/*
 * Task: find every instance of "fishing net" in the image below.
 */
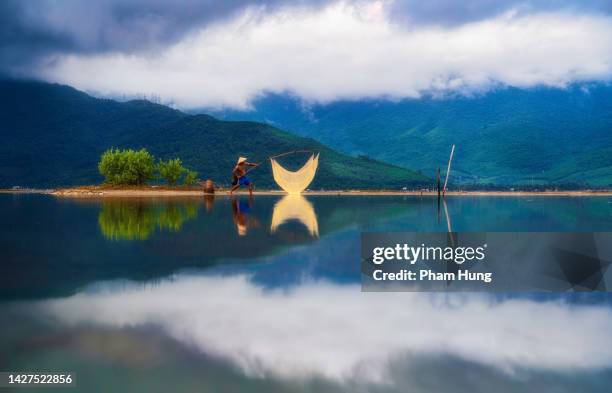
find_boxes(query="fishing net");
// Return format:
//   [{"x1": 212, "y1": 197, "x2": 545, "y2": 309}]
[{"x1": 270, "y1": 153, "x2": 319, "y2": 194}]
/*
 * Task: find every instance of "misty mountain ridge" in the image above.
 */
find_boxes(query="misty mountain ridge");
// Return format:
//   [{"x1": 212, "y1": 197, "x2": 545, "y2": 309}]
[{"x1": 209, "y1": 83, "x2": 612, "y2": 186}]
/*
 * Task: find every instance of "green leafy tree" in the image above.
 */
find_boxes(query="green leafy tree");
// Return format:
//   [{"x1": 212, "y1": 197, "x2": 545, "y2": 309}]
[
  {"x1": 157, "y1": 158, "x2": 186, "y2": 186},
  {"x1": 98, "y1": 148, "x2": 155, "y2": 185},
  {"x1": 183, "y1": 170, "x2": 199, "y2": 186}
]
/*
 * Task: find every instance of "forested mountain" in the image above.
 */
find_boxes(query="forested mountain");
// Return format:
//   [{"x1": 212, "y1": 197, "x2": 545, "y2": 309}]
[
  {"x1": 0, "y1": 80, "x2": 428, "y2": 189},
  {"x1": 212, "y1": 85, "x2": 612, "y2": 186}
]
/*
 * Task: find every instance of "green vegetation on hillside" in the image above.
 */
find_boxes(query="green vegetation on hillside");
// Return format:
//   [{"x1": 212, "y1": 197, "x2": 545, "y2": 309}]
[
  {"x1": 213, "y1": 86, "x2": 612, "y2": 187},
  {"x1": 137, "y1": 115, "x2": 429, "y2": 189},
  {"x1": 0, "y1": 80, "x2": 429, "y2": 189}
]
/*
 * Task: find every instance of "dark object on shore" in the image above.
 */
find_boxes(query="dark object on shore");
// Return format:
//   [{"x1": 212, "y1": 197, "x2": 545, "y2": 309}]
[{"x1": 203, "y1": 179, "x2": 215, "y2": 194}]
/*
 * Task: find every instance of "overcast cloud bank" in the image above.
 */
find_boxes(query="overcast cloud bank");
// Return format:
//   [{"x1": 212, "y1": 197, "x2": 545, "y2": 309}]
[{"x1": 3, "y1": 0, "x2": 612, "y2": 108}]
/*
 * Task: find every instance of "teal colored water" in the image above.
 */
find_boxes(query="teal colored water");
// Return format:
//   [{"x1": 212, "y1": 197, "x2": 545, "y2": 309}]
[{"x1": 1, "y1": 194, "x2": 612, "y2": 392}]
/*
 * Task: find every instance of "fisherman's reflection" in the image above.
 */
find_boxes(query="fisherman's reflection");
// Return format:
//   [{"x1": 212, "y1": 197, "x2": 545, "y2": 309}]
[{"x1": 231, "y1": 196, "x2": 259, "y2": 236}]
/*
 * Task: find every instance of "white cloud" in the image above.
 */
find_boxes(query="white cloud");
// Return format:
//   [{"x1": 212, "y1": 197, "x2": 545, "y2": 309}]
[
  {"x1": 34, "y1": 1, "x2": 612, "y2": 109},
  {"x1": 34, "y1": 274, "x2": 612, "y2": 383}
]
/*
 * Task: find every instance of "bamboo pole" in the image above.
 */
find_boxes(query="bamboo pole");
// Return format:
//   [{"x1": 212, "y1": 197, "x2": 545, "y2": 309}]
[
  {"x1": 443, "y1": 144, "x2": 455, "y2": 196},
  {"x1": 436, "y1": 167, "x2": 441, "y2": 223}
]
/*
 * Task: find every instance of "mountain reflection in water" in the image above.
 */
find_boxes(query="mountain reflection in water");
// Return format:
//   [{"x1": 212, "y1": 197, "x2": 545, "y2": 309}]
[
  {"x1": 3, "y1": 194, "x2": 412, "y2": 299},
  {"x1": 2, "y1": 194, "x2": 611, "y2": 301},
  {"x1": 1, "y1": 194, "x2": 612, "y2": 392}
]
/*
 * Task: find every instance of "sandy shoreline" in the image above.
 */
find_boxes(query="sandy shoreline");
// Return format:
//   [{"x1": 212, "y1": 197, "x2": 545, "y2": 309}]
[{"x1": 2, "y1": 187, "x2": 609, "y2": 198}]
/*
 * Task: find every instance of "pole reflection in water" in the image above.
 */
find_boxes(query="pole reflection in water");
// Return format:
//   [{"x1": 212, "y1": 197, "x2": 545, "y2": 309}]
[
  {"x1": 443, "y1": 198, "x2": 456, "y2": 246},
  {"x1": 270, "y1": 194, "x2": 319, "y2": 237}
]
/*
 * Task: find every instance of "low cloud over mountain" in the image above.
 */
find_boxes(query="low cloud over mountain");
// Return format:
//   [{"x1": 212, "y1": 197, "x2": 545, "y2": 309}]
[{"x1": 2, "y1": 0, "x2": 611, "y2": 108}]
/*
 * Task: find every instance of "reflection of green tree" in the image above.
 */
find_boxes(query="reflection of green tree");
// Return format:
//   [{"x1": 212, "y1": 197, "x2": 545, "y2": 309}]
[
  {"x1": 98, "y1": 200, "x2": 200, "y2": 240},
  {"x1": 98, "y1": 202, "x2": 156, "y2": 240},
  {"x1": 157, "y1": 202, "x2": 199, "y2": 232}
]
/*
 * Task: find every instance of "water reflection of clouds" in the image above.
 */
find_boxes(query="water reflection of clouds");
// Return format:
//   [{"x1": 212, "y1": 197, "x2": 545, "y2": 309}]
[{"x1": 35, "y1": 274, "x2": 612, "y2": 383}]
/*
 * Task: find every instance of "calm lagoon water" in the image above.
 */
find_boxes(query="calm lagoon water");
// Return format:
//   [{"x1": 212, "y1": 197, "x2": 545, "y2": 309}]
[{"x1": 1, "y1": 193, "x2": 612, "y2": 392}]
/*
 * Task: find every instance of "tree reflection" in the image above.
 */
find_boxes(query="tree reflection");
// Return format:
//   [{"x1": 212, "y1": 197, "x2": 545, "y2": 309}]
[
  {"x1": 157, "y1": 202, "x2": 199, "y2": 232},
  {"x1": 98, "y1": 199, "x2": 200, "y2": 240}
]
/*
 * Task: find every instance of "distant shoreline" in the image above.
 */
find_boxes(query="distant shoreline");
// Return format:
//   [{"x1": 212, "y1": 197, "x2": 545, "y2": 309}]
[{"x1": 2, "y1": 186, "x2": 611, "y2": 198}]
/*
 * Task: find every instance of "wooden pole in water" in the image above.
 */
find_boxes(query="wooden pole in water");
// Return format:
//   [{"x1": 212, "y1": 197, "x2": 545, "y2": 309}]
[
  {"x1": 443, "y1": 144, "x2": 455, "y2": 197},
  {"x1": 436, "y1": 167, "x2": 441, "y2": 223}
]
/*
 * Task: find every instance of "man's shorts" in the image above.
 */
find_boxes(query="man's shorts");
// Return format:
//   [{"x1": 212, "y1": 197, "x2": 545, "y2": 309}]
[{"x1": 238, "y1": 176, "x2": 251, "y2": 186}]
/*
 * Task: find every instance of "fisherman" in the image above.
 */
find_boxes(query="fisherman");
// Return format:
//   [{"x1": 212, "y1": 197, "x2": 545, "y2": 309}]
[{"x1": 230, "y1": 156, "x2": 259, "y2": 196}]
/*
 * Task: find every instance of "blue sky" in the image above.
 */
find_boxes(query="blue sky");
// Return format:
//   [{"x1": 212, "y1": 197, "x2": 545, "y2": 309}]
[{"x1": 2, "y1": 0, "x2": 611, "y2": 108}]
